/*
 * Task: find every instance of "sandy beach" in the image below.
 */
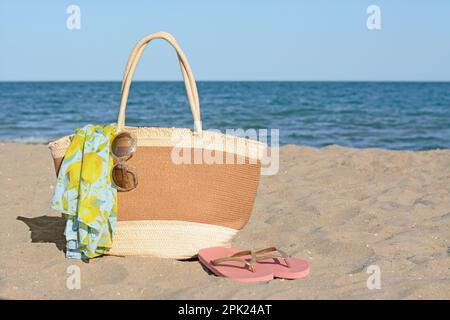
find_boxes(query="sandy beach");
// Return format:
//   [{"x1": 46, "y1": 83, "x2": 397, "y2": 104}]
[{"x1": 0, "y1": 142, "x2": 449, "y2": 300}]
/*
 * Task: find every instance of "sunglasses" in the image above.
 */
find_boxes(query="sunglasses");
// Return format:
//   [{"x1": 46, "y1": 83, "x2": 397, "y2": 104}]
[{"x1": 110, "y1": 132, "x2": 138, "y2": 192}]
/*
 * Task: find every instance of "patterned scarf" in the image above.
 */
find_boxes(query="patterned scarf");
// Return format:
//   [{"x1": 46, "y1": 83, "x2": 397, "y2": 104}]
[{"x1": 51, "y1": 124, "x2": 117, "y2": 260}]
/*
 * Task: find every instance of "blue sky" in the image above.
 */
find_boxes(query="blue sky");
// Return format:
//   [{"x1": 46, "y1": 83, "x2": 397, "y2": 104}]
[{"x1": 0, "y1": 1, "x2": 449, "y2": 81}]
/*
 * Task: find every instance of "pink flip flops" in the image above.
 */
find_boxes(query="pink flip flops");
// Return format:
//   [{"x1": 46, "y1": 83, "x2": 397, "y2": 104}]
[{"x1": 198, "y1": 246, "x2": 310, "y2": 282}]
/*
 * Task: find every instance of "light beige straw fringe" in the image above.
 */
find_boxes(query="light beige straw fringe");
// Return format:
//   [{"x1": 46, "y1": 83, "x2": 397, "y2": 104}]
[{"x1": 107, "y1": 220, "x2": 237, "y2": 259}]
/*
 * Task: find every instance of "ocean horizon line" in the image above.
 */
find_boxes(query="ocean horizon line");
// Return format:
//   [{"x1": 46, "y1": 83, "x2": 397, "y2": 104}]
[{"x1": 1, "y1": 80, "x2": 450, "y2": 83}]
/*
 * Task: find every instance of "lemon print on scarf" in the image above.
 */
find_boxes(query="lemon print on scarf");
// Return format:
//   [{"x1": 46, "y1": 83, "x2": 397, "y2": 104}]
[
  {"x1": 79, "y1": 195, "x2": 102, "y2": 224},
  {"x1": 81, "y1": 152, "x2": 103, "y2": 184},
  {"x1": 65, "y1": 134, "x2": 84, "y2": 160},
  {"x1": 67, "y1": 162, "x2": 81, "y2": 189}
]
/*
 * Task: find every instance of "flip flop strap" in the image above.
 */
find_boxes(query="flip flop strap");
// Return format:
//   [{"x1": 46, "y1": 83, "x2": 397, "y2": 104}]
[
  {"x1": 255, "y1": 247, "x2": 292, "y2": 268},
  {"x1": 211, "y1": 251, "x2": 257, "y2": 273}
]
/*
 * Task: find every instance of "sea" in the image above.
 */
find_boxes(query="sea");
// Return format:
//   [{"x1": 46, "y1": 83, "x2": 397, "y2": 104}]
[{"x1": 0, "y1": 81, "x2": 449, "y2": 150}]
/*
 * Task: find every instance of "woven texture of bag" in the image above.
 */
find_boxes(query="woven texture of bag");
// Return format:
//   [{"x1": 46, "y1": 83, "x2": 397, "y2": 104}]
[{"x1": 48, "y1": 32, "x2": 265, "y2": 259}]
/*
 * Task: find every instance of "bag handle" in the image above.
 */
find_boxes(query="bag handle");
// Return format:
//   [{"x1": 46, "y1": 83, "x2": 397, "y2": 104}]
[{"x1": 117, "y1": 32, "x2": 202, "y2": 133}]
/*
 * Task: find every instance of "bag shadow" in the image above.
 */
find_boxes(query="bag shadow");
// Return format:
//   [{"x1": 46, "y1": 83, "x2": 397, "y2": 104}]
[{"x1": 17, "y1": 215, "x2": 66, "y2": 252}]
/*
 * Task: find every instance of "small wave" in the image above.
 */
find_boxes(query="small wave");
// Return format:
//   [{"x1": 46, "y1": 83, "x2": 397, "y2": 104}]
[{"x1": 0, "y1": 137, "x2": 52, "y2": 144}]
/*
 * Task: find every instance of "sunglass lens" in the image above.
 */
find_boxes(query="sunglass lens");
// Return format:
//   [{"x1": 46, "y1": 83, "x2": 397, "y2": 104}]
[
  {"x1": 112, "y1": 164, "x2": 138, "y2": 191},
  {"x1": 111, "y1": 132, "x2": 136, "y2": 158}
]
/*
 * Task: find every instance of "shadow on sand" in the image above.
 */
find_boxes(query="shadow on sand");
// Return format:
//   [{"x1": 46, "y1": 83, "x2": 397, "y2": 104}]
[{"x1": 17, "y1": 215, "x2": 66, "y2": 252}]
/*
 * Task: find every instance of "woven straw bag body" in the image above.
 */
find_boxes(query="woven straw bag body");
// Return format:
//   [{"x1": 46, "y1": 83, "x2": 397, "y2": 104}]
[{"x1": 49, "y1": 32, "x2": 265, "y2": 259}]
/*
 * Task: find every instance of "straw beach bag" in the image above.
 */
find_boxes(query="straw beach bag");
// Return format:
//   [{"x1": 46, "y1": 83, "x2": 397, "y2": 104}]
[{"x1": 48, "y1": 32, "x2": 265, "y2": 259}]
